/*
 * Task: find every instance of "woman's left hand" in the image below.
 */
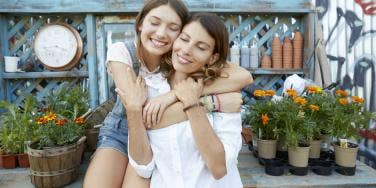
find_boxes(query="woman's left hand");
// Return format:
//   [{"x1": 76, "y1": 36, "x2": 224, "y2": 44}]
[{"x1": 174, "y1": 77, "x2": 204, "y2": 108}]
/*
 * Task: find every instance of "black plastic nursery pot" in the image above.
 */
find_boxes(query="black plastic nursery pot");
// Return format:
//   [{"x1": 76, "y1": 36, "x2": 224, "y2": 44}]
[
  {"x1": 311, "y1": 160, "x2": 333, "y2": 176},
  {"x1": 289, "y1": 165, "x2": 309, "y2": 176},
  {"x1": 265, "y1": 159, "x2": 285, "y2": 176},
  {"x1": 335, "y1": 165, "x2": 356, "y2": 176}
]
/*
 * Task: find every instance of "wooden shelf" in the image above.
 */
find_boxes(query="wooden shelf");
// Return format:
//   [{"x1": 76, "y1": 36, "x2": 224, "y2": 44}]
[
  {"x1": 247, "y1": 68, "x2": 307, "y2": 75},
  {"x1": 1, "y1": 71, "x2": 88, "y2": 79}
]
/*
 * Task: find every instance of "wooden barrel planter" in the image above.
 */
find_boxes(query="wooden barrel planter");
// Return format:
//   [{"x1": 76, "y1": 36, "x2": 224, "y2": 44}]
[{"x1": 27, "y1": 136, "x2": 86, "y2": 188}]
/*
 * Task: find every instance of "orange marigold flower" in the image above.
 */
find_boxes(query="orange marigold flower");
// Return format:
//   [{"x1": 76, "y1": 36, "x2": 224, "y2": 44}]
[
  {"x1": 55, "y1": 119, "x2": 66, "y2": 126},
  {"x1": 336, "y1": 90, "x2": 349, "y2": 97},
  {"x1": 339, "y1": 98, "x2": 349, "y2": 105},
  {"x1": 254, "y1": 90, "x2": 266, "y2": 97},
  {"x1": 286, "y1": 89, "x2": 298, "y2": 98},
  {"x1": 294, "y1": 97, "x2": 307, "y2": 106},
  {"x1": 75, "y1": 117, "x2": 85, "y2": 124},
  {"x1": 308, "y1": 104, "x2": 320, "y2": 111},
  {"x1": 265, "y1": 90, "x2": 276, "y2": 97},
  {"x1": 261, "y1": 114, "x2": 269, "y2": 126},
  {"x1": 307, "y1": 86, "x2": 322, "y2": 94},
  {"x1": 352, "y1": 96, "x2": 364, "y2": 104},
  {"x1": 36, "y1": 117, "x2": 47, "y2": 125}
]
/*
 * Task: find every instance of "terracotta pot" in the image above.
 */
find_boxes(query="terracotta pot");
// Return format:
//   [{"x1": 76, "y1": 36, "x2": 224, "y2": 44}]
[
  {"x1": 288, "y1": 145, "x2": 310, "y2": 167},
  {"x1": 257, "y1": 139, "x2": 277, "y2": 159},
  {"x1": 17, "y1": 153, "x2": 30, "y2": 168},
  {"x1": 261, "y1": 54, "x2": 272, "y2": 68},
  {"x1": 0, "y1": 154, "x2": 17, "y2": 169},
  {"x1": 283, "y1": 37, "x2": 293, "y2": 69},
  {"x1": 241, "y1": 126, "x2": 253, "y2": 144},
  {"x1": 309, "y1": 140, "x2": 322, "y2": 159},
  {"x1": 334, "y1": 143, "x2": 359, "y2": 167},
  {"x1": 272, "y1": 35, "x2": 283, "y2": 68}
]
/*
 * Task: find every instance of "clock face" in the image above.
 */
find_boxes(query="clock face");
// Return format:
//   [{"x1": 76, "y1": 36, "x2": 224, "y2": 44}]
[{"x1": 34, "y1": 24, "x2": 78, "y2": 69}]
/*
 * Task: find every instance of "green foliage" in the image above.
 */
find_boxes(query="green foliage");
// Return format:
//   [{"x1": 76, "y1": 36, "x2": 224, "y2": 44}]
[
  {"x1": 0, "y1": 95, "x2": 39, "y2": 154},
  {"x1": 35, "y1": 113, "x2": 85, "y2": 149},
  {"x1": 45, "y1": 85, "x2": 89, "y2": 120},
  {"x1": 329, "y1": 90, "x2": 376, "y2": 140},
  {"x1": 244, "y1": 100, "x2": 280, "y2": 140}
]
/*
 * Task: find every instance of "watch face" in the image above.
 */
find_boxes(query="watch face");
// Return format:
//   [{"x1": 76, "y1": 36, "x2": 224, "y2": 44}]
[{"x1": 34, "y1": 24, "x2": 78, "y2": 69}]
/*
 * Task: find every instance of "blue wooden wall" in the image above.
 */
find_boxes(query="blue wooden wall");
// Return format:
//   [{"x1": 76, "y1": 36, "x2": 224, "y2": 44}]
[{"x1": 0, "y1": 0, "x2": 314, "y2": 108}]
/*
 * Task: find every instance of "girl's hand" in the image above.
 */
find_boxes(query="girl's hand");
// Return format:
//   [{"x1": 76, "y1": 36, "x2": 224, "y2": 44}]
[
  {"x1": 174, "y1": 77, "x2": 204, "y2": 108},
  {"x1": 143, "y1": 91, "x2": 177, "y2": 128},
  {"x1": 115, "y1": 68, "x2": 147, "y2": 111}
]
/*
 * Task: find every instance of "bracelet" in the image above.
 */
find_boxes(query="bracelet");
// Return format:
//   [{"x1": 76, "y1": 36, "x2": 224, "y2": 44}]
[
  {"x1": 211, "y1": 95, "x2": 216, "y2": 111},
  {"x1": 183, "y1": 102, "x2": 203, "y2": 112},
  {"x1": 214, "y1": 94, "x2": 221, "y2": 112}
]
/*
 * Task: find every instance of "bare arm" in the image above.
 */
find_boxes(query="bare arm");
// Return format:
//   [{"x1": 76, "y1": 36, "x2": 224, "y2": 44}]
[
  {"x1": 174, "y1": 78, "x2": 227, "y2": 179},
  {"x1": 202, "y1": 63, "x2": 253, "y2": 94}
]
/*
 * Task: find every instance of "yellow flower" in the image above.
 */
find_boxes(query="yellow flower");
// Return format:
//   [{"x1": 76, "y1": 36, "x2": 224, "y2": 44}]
[
  {"x1": 294, "y1": 97, "x2": 307, "y2": 106},
  {"x1": 254, "y1": 90, "x2": 266, "y2": 97},
  {"x1": 45, "y1": 112, "x2": 57, "y2": 121},
  {"x1": 308, "y1": 104, "x2": 320, "y2": 111},
  {"x1": 352, "y1": 96, "x2": 364, "y2": 104},
  {"x1": 339, "y1": 98, "x2": 349, "y2": 105},
  {"x1": 336, "y1": 90, "x2": 349, "y2": 97},
  {"x1": 307, "y1": 86, "x2": 322, "y2": 94},
  {"x1": 261, "y1": 114, "x2": 269, "y2": 126},
  {"x1": 265, "y1": 90, "x2": 276, "y2": 97},
  {"x1": 286, "y1": 89, "x2": 298, "y2": 98}
]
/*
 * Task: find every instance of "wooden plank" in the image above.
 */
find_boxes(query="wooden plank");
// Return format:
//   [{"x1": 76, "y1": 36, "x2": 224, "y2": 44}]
[
  {"x1": 303, "y1": 13, "x2": 315, "y2": 80},
  {"x1": 248, "y1": 68, "x2": 306, "y2": 75},
  {"x1": 0, "y1": 0, "x2": 314, "y2": 13},
  {"x1": 1, "y1": 71, "x2": 89, "y2": 79},
  {"x1": 0, "y1": 15, "x2": 9, "y2": 101},
  {"x1": 85, "y1": 14, "x2": 99, "y2": 108}
]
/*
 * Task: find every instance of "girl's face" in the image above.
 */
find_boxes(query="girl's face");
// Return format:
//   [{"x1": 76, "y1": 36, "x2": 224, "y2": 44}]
[
  {"x1": 171, "y1": 21, "x2": 219, "y2": 74},
  {"x1": 139, "y1": 5, "x2": 182, "y2": 56}
]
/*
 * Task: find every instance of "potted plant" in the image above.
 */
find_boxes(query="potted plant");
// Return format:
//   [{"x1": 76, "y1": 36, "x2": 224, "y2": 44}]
[
  {"x1": 245, "y1": 89, "x2": 280, "y2": 159},
  {"x1": 275, "y1": 90, "x2": 313, "y2": 170},
  {"x1": 27, "y1": 85, "x2": 87, "y2": 188},
  {"x1": 0, "y1": 95, "x2": 39, "y2": 168},
  {"x1": 303, "y1": 86, "x2": 332, "y2": 159},
  {"x1": 329, "y1": 89, "x2": 376, "y2": 169}
]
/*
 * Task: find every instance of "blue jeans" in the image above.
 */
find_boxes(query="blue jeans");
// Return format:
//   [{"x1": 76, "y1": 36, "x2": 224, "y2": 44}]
[{"x1": 97, "y1": 96, "x2": 129, "y2": 156}]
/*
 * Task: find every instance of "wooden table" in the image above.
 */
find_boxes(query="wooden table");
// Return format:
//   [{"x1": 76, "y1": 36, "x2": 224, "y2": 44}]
[{"x1": 238, "y1": 146, "x2": 376, "y2": 188}]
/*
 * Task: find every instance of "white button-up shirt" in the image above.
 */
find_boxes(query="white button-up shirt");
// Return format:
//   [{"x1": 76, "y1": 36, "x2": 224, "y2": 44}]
[{"x1": 128, "y1": 112, "x2": 243, "y2": 188}]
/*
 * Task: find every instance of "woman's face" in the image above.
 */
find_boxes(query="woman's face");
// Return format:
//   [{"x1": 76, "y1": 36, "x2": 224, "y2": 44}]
[
  {"x1": 139, "y1": 5, "x2": 182, "y2": 56},
  {"x1": 172, "y1": 21, "x2": 219, "y2": 74}
]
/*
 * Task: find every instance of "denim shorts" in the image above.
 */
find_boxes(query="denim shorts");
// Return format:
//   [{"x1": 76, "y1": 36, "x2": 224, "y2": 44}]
[{"x1": 97, "y1": 96, "x2": 129, "y2": 156}]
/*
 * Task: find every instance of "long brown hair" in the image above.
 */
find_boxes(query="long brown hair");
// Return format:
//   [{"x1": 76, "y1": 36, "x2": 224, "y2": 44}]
[
  {"x1": 161, "y1": 13, "x2": 229, "y2": 83},
  {"x1": 135, "y1": 0, "x2": 189, "y2": 66}
]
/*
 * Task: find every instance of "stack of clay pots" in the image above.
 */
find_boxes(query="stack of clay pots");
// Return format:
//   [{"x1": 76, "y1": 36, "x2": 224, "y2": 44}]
[
  {"x1": 260, "y1": 54, "x2": 272, "y2": 68},
  {"x1": 282, "y1": 37, "x2": 293, "y2": 69},
  {"x1": 272, "y1": 34, "x2": 283, "y2": 68},
  {"x1": 293, "y1": 31, "x2": 304, "y2": 69}
]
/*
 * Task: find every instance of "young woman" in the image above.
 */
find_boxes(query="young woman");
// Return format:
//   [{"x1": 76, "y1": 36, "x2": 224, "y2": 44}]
[
  {"x1": 118, "y1": 13, "x2": 244, "y2": 188},
  {"x1": 83, "y1": 0, "x2": 252, "y2": 187}
]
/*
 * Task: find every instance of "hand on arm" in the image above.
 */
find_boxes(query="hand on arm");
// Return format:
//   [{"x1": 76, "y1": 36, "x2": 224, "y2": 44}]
[
  {"x1": 174, "y1": 78, "x2": 227, "y2": 179},
  {"x1": 115, "y1": 67, "x2": 153, "y2": 165},
  {"x1": 142, "y1": 91, "x2": 177, "y2": 128}
]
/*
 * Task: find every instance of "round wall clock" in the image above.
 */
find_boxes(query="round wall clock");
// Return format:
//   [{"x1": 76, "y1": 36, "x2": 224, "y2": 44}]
[{"x1": 34, "y1": 23, "x2": 83, "y2": 70}]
